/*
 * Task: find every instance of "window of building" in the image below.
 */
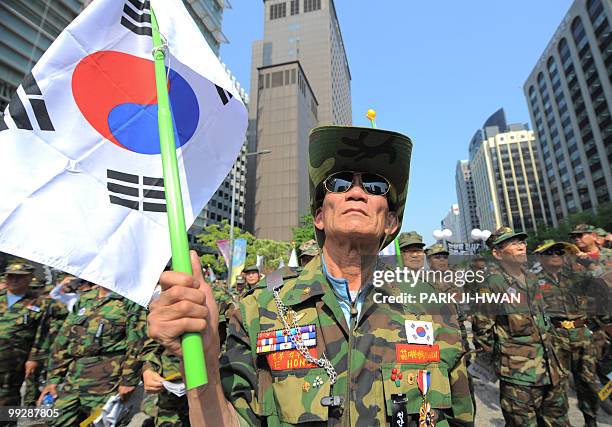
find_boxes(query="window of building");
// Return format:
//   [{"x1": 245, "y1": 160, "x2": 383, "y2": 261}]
[
  {"x1": 304, "y1": 0, "x2": 321, "y2": 13},
  {"x1": 270, "y1": 2, "x2": 287, "y2": 20},
  {"x1": 271, "y1": 71, "x2": 284, "y2": 87},
  {"x1": 265, "y1": 73, "x2": 270, "y2": 88},
  {"x1": 290, "y1": 0, "x2": 299, "y2": 15}
]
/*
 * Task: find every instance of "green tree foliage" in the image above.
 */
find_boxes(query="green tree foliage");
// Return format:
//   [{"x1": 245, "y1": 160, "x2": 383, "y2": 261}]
[
  {"x1": 291, "y1": 214, "x2": 315, "y2": 248},
  {"x1": 526, "y1": 203, "x2": 612, "y2": 250},
  {"x1": 196, "y1": 221, "x2": 292, "y2": 274}
]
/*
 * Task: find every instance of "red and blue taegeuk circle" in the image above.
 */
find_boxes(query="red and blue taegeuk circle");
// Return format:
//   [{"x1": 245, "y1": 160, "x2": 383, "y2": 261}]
[
  {"x1": 72, "y1": 51, "x2": 199, "y2": 155},
  {"x1": 416, "y1": 326, "x2": 427, "y2": 337}
]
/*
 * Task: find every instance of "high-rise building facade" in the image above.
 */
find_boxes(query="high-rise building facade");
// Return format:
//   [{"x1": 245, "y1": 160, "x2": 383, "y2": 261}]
[
  {"x1": 455, "y1": 160, "x2": 479, "y2": 242},
  {"x1": 470, "y1": 110, "x2": 550, "y2": 233},
  {"x1": 524, "y1": 0, "x2": 611, "y2": 226},
  {"x1": 246, "y1": 0, "x2": 352, "y2": 240}
]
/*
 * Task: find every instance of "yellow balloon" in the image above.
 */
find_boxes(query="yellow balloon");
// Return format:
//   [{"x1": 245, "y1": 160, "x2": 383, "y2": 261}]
[{"x1": 366, "y1": 109, "x2": 376, "y2": 120}]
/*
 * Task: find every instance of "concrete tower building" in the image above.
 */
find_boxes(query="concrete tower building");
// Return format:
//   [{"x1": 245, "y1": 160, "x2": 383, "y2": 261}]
[
  {"x1": 455, "y1": 160, "x2": 480, "y2": 242},
  {"x1": 246, "y1": 0, "x2": 352, "y2": 240},
  {"x1": 524, "y1": 0, "x2": 612, "y2": 225},
  {"x1": 470, "y1": 109, "x2": 550, "y2": 233}
]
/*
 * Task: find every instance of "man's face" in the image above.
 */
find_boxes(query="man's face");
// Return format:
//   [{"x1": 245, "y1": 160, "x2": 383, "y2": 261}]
[
  {"x1": 428, "y1": 254, "x2": 449, "y2": 271},
  {"x1": 538, "y1": 247, "x2": 566, "y2": 269},
  {"x1": 401, "y1": 246, "x2": 425, "y2": 270},
  {"x1": 571, "y1": 232, "x2": 596, "y2": 251},
  {"x1": 244, "y1": 271, "x2": 260, "y2": 286},
  {"x1": 473, "y1": 259, "x2": 486, "y2": 270},
  {"x1": 6, "y1": 273, "x2": 32, "y2": 294},
  {"x1": 492, "y1": 237, "x2": 527, "y2": 265},
  {"x1": 314, "y1": 174, "x2": 397, "y2": 248}
]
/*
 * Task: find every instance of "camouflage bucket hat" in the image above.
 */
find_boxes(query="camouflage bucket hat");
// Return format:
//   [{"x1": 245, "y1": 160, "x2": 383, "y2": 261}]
[
  {"x1": 594, "y1": 227, "x2": 608, "y2": 237},
  {"x1": 298, "y1": 239, "x2": 319, "y2": 257},
  {"x1": 533, "y1": 239, "x2": 579, "y2": 254},
  {"x1": 486, "y1": 226, "x2": 528, "y2": 248},
  {"x1": 309, "y1": 126, "x2": 413, "y2": 248},
  {"x1": 398, "y1": 231, "x2": 425, "y2": 249},
  {"x1": 243, "y1": 265, "x2": 259, "y2": 273},
  {"x1": 425, "y1": 243, "x2": 449, "y2": 257},
  {"x1": 569, "y1": 223, "x2": 596, "y2": 235},
  {"x1": 4, "y1": 262, "x2": 35, "y2": 275}
]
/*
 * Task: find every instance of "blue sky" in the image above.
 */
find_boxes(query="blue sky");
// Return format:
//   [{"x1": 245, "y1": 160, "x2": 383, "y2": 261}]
[{"x1": 220, "y1": 0, "x2": 572, "y2": 244}]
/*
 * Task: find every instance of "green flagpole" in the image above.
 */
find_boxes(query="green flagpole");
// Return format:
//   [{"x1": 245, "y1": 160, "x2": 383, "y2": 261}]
[
  {"x1": 151, "y1": 9, "x2": 207, "y2": 390},
  {"x1": 366, "y1": 109, "x2": 403, "y2": 268}
]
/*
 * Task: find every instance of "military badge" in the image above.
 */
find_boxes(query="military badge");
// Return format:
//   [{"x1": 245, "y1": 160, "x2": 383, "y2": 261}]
[
  {"x1": 256, "y1": 324, "x2": 316, "y2": 354},
  {"x1": 417, "y1": 370, "x2": 434, "y2": 426}
]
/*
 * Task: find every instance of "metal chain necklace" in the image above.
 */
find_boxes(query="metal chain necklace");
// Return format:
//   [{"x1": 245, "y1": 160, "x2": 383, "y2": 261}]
[{"x1": 273, "y1": 289, "x2": 338, "y2": 385}]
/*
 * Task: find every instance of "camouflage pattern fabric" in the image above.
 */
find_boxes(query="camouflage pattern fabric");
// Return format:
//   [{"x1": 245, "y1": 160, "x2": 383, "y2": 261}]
[
  {"x1": 0, "y1": 288, "x2": 48, "y2": 406},
  {"x1": 397, "y1": 231, "x2": 424, "y2": 249},
  {"x1": 220, "y1": 256, "x2": 474, "y2": 426},
  {"x1": 50, "y1": 392, "x2": 108, "y2": 426},
  {"x1": 23, "y1": 296, "x2": 69, "y2": 406},
  {"x1": 140, "y1": 339, "x2": 190, "y2": 427},
  {"x1": 308, "y1": 126, "x2": 413, "y2": 248},
  {"x1": 534, "y1": 267, "x2": 599, "y2": 418},
  {"x1": 499, "y1": 381, "x2": 569, "y2": 427},
  {"x1": 47, "y1": 288, "x2": 146, "y2": 425},
  {"x1": 472, "y1": 263, "x2": 568, "y2": 425},
  {"x1": 212, "y1": 281, "x2": 239, "y2": 348}
]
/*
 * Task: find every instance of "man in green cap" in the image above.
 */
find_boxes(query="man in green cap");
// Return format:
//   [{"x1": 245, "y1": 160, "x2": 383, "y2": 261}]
[
  {"x1": 242, "y1": 265, "x2": 261, "y2": 289},
  {"x1": 472, "y1": 227, "x2": 568, "y2": 426},
  {"x1": 298, "y1": 239, "x2": 319, "y2": 267},
  {"x1": 532, "y1": 240, "x2": 599, "y2": 426},
  {"x1": 148, "y1": 125, "x2": 474, "y2": 425},
  {"x1": 397, "y1": 231, "x2": 425, "y2": 271},
  {"x1": 569, "y1": 224, "x2": 612, "y2": 277},
  {"x1": 0, "y1": 262, "x2": 49, "y2": 411}
]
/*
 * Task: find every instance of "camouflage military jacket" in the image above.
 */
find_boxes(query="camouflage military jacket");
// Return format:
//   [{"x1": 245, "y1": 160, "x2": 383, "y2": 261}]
[
  {"x1": 0, "y1": 289, "x2": 48, "y2": 370},
  {"x1": 140, "y1": 337, "x2": 181, "y2": 379},
  {"x1": 221, "y1": 256, "x2": 474, "y2": 426},
  {"x1": 533, "y1": 267, "x2": 588, "y2": 321},
  {"x1": 47, "y1": 288, "x2": 146, "y2": 392},
  {"x1": 472, "y1": 264, "x2": 563, "y2": 386}
]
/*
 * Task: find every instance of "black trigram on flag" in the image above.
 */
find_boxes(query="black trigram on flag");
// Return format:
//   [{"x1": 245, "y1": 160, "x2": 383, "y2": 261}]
[
  {"x1": 107, "y1": 169, "x2": 166, "y2": 213},
  {"x1": 0, "y1": 73, "x2": 54, "y2": 132},
  {"x1": 215, "y1": 85, "x2": 234, "y2": 106},
  {"x1": 121, "y1": 0, "x2": 152, "y2": 37}
]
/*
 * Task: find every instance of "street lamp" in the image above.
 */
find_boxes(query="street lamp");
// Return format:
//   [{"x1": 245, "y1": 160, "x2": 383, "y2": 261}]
[{"x1": 227, "y1": 149, "x2": 271, "y2": 287}]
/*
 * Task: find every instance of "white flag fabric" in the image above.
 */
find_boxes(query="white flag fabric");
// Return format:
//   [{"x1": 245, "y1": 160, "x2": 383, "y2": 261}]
[
  {"x1": 378, "y1": 241, "x2": 396, "y2": 257},
  {"x1": 288, "y1": 248, "x2": 298, "y2": 268},
  {"x1": 0, "y1": 0, "x2": 247, "y2": 306}
]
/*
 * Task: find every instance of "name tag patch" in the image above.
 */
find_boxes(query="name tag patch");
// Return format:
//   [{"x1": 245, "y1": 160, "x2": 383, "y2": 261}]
[
  {"x1": 266, "y1": 348, "x2": 318, "y2": 370},
  {"x1": 27, "y1": 305, "x2": 41, "y2": 313},
  {"x1": 396, "y1": 344, "x2": 441, "y2": 363}
]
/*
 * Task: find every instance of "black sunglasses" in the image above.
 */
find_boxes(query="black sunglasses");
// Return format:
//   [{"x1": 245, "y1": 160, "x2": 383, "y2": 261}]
[
  {"x1": 541, "y1": 249, "x2": 565, "y2": 256},
  {"x1": 323, "y1": 171, "x2": 390, "y2": 196}
]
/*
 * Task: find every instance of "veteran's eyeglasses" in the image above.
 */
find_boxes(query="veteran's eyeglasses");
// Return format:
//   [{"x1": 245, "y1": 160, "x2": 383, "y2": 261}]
[{"x1": 323, "y1": 172, "x2": 390, "y2": 196}]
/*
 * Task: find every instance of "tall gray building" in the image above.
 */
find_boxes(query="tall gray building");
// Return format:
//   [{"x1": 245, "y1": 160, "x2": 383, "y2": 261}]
[
  {"x1": 524, "y1": 0, "x2": 611, "y2": 226},
  {"x1": 455, "y1": 160, "x2": 479, "y2": 242},
  {"x1": 246, "y1": 0, "x2": 352, "y2": 240},
  {"x1": 469, "y1": 109, "x2": 550, "y2": 233}
]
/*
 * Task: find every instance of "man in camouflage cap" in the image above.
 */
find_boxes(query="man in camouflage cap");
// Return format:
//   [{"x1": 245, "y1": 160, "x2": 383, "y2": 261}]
[
  {"x1": 473, "y1": 227, "x2": 569, "y2": 426},
  {"x1": 569, "y1": 224, "x2": 612, "y2": 276},
  {"x1": 532, "y1": 240, "x2": 600, "y2": 426},
  {"x1": 298, "y1": 239, "x2": 319, "y2": 267},
  {"x1": 148, "y1": 125, "x2": 474, "y2": 425},
  {"x1": 242, "y1": 265, "x2": 261, "y2": 289},
  {"x1": 0, "y1": 262, "x2": 49, "y2": 411},
  {"x1": 397, "y1": 231, "x2": 425, "y2": 271}
]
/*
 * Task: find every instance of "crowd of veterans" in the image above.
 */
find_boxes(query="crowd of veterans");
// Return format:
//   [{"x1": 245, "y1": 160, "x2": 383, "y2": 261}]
[{"x1": 0, "y1": 124, "x2": 611, "y2": 427}]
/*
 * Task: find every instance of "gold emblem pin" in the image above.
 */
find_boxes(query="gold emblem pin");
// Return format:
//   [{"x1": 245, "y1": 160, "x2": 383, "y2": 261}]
[{"x1": 302, "y1": 381, "x2": 311, "y2": 392}]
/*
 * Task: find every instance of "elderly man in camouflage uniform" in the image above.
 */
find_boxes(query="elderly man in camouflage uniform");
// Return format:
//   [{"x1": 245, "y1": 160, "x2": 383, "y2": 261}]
[
  {"x1": 0, "y1": 262, "x2": 48, "y2": 412},
  {"x1": 38, "y1": 285, "x2": 147, "y2": 426},
  {"x1": 242, "y1": 265, "x2": 261, "y2": 289},
  {"x1": 472, "y1": 227, "x2": 568, "y2": 427},
  {"x1": 148, "y1": 125, "x2": 474, "y2": 426},
  {"x1": 398, "y1": 231, "x2": 426, "y2": 271},
  {"x1": 532, "y1": 240, "x2": 600, "y2": 426}
]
